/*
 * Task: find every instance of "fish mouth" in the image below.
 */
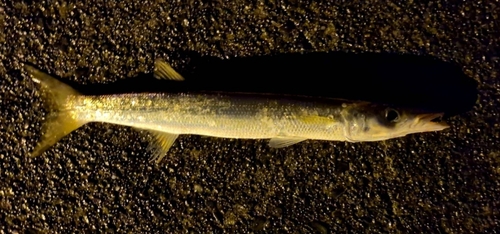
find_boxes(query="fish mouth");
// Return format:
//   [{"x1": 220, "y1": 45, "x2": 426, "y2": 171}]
[{"x1": 416, "y1": 113, "x2": 449, "y2": 131}]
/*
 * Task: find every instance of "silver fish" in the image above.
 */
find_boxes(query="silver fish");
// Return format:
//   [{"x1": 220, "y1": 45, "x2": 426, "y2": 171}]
[{"x1": 25, "y1": 60, "x2": 449, "y2": 163}]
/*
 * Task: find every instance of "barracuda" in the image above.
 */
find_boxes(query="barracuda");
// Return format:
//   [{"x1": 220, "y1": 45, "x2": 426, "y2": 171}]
[{"x1": 25, "y1": 60, "x2": 449, "y2": 163}]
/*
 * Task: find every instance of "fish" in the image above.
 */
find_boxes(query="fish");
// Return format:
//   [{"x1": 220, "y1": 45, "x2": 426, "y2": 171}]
[{"x1": 24, "y1": 59, "x2": 450, "y2": 163}]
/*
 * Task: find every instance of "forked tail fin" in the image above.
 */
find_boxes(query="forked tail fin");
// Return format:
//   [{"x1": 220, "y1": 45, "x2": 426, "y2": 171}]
[{"x1": 25, "y1": 65, "x2": 87, "y2": 157}]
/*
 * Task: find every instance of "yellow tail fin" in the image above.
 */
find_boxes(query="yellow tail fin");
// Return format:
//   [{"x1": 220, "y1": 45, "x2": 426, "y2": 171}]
[{"x1": 25, "y1": 65, "x2": 87, "y2": 157}]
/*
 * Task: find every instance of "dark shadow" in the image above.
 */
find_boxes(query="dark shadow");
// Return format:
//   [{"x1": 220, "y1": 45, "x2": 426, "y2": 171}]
[
  {"x1": 32, "y1": 51, "x2": 479, "y2": 118},
  {"x1": 181, "y1": 51, "x2": 479, "y2": 117}
]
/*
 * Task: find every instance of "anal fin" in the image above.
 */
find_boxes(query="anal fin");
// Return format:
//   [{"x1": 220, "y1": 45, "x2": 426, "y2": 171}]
[
  {"x1": 268, "y1": 137, "x2": 307, "y2": 148},
  {"x1": 144, "y1": 130, "x2": 179, "y2": 164}
]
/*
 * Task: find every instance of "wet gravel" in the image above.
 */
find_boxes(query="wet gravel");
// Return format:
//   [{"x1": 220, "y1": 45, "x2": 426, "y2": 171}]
[{"x1": 1, "y1": 0, "x2": 499, "y2": 233}]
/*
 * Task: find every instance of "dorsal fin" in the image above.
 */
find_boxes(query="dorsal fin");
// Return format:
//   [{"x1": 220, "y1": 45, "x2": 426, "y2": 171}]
[{"x1": 153, "y1": 59, "x2": 185, "y2": 81}]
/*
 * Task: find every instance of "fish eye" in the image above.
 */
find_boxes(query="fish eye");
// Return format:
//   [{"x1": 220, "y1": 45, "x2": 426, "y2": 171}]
[{"x1": 385, "y1": 108, "x2": 400, "y2": 122}]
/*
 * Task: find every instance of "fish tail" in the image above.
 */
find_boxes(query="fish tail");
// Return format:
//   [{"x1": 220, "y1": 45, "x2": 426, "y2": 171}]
[{"x1": 25, "y1": 64, "x2": 87, "y2": 157}]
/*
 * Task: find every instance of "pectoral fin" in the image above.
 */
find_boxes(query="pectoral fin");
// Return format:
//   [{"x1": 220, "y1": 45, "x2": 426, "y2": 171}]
[
  {"x1": 145, "y1": 130, "x2": 179, "y2": 163},
  {"x1": 153, "y1": 59, "x2": 185, "y2": 81},
  {"x1": 268, "y1": 137, "x2": 307, "y2": 148}
]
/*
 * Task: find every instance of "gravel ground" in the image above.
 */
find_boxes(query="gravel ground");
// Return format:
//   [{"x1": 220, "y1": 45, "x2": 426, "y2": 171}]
[{"x1": 1, "y1": 0, "x2": 499, "y2": 233}]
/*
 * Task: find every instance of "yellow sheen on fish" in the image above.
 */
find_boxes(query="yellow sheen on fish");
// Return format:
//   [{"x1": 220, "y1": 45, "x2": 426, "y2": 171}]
[{"x1": 24, "y1": 60, "x2": 449, "y2": 164}]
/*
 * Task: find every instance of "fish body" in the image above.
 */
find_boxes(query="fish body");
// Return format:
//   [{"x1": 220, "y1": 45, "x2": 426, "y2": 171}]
[
  {"x1": 73, "y1": 93, "x2": 349, "y2": 141},
  {"x1": 25, "y1": 60, "x2": 449, "y2": 163}
]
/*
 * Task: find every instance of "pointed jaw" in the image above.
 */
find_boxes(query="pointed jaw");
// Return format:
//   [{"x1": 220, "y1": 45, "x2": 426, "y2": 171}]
[{"x1": 415, "y1": 113, "x2": 449, "y2": 132}]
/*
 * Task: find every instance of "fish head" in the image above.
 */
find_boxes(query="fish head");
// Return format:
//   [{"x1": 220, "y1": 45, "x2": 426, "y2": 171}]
[{"x1": 344, "y1": 103, "x2": 449, "y2": 142}]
